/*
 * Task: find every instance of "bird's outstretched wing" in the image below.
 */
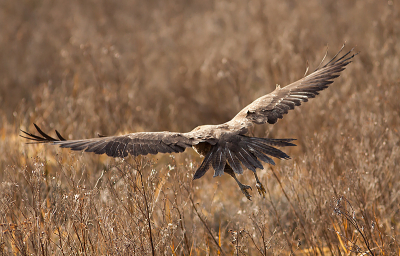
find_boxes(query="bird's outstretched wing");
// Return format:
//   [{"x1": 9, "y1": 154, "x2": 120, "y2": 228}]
[
  {"x1": 231, "y1": 45, "x2": 358, "y2": 126},
  {"x1": 20, "y1": 124, "x2": 196, "y2": 158}
]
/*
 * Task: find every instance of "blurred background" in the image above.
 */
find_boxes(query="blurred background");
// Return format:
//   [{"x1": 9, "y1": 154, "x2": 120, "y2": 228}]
[{"x1": 1, "y1": 0, "x2": 399, "y2": 255}]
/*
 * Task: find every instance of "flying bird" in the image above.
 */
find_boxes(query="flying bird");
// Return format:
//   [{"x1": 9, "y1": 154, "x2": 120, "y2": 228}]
[{"x1": 21, "y1": 45, "x2": 357, "y2": 200}]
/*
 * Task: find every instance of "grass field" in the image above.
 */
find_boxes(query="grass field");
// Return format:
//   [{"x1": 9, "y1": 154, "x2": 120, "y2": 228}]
[{"x1": 1, "y1": 0, "x2": 399, "y2": 255}]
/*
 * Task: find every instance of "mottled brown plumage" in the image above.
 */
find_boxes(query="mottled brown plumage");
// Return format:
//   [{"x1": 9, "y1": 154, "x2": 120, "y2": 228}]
[{"x1": 21, "y1": 45, "x2": 357, "y2": 200}]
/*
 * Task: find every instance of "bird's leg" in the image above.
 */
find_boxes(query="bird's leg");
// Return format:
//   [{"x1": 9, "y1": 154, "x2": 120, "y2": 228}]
[
  {"x1": 254, "y1": 172, "x2": 266, "y2": 198},
  {"x1": 233, "y1": 175, "x2": 253, "y2": 201},
  {"x1": 224, "y1": 164, "x2": 252, "y2": 200}
]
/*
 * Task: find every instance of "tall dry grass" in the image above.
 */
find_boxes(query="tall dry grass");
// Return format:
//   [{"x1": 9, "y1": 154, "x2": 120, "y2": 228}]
[{"x1": 1, "y1": 0, "x2": 399, "y2": 255}]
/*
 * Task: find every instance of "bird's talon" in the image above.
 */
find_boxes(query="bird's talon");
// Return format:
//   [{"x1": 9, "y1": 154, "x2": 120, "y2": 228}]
[
  {"x1": 240, "y1": 184, "x2": 252, "y2": 201},
  {"x1": 256, "y1": 182, "x2": 266, "y2": 198}
]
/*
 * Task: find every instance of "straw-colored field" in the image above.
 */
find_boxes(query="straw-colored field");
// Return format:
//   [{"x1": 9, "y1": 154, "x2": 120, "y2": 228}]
[{"x1": 1, "y1": 0, "x2": 399, "y2": 255}]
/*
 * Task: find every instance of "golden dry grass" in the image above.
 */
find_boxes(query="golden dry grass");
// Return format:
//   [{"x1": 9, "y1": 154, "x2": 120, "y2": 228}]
[{"x1": 1, "y1": 0, "x2": 399, "y2": 255}]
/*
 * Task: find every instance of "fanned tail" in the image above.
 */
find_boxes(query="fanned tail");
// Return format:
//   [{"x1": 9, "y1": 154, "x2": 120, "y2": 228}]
[{"x1": 193, "y1": 135, "x2": 296, "y2": 179}]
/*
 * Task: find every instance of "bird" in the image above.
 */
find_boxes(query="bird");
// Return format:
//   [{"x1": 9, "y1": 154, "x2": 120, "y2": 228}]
[{"x1": 21, "y1": 45, "x2": 357, "y2": 200}]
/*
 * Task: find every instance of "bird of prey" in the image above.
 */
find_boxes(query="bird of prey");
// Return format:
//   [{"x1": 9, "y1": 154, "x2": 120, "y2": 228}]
[{"x1": 21, "y1": 45, "x2": 357, "y2": 200}]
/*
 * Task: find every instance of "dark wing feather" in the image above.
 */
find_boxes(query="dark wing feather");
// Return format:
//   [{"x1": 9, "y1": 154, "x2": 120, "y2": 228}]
[
  {"x1": 231, "y1": 45, "x2": 358, "y2": 126},
  {"x1": 20, "y1": 124, "x2": 195, "y2": 158}
]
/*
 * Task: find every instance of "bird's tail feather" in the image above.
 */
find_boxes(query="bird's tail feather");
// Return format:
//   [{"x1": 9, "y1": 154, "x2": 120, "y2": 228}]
[{"x1": 193, "y1": 136, "x2": 296, "y2": 179}]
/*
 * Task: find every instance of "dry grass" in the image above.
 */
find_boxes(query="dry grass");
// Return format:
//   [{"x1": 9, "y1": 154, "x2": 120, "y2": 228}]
[{"x1": 1, "y1": 0, "x2": 399, "y2": 255}]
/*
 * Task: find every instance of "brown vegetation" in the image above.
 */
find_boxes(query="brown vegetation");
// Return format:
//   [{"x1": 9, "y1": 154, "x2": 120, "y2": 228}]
[{"x1": 1, "y1": 0, "x2": 399, "y2": 255}]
